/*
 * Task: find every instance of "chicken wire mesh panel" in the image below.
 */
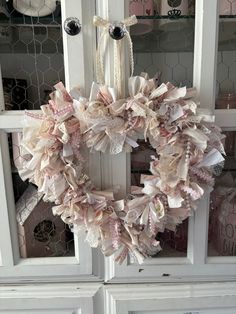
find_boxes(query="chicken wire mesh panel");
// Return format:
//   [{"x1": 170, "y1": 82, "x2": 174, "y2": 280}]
[
  {"x1": 9, "y1": 132, "x2": 75, "y2": 258},
  {"x1": 208, "y1": 131, "x2": 236, "y2": 257},
  {"x1": 131, "y1": 140, "x2": 188, "y2": 258},
  {"x1": 130, "y1": 0, "x2": 195, "y2": 88},
  {"x1": 133, "y1": 52, "x2": 194, "y2": 88},
  {"x1": 0, "y1": 0, "x2": 65, "y2": 110}
]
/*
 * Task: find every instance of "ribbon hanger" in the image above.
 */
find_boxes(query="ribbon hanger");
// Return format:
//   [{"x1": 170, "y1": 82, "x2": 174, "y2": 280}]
[{"x1": 93, "y1": 15, "x2": 137, "y2": 98}]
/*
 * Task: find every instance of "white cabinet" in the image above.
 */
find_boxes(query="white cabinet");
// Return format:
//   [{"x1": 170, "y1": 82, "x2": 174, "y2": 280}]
[
  {"x1": 0, "y1": 0, "x2": 236, "y2": 313},
  {"x1": 104, "y1": 282, "x2": 236, "y2": 314},
  {"x1": 0, "y1": 283, "x2": 102, "y2": 314}
]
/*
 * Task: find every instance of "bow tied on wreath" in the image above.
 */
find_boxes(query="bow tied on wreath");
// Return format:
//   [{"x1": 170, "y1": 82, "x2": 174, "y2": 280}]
[
  {"x1": 93, "y1": 15, "x2": 137, "y2": 98},
  {"x1": 16, "y1": 15, "x2": 225, "y2": 264}
]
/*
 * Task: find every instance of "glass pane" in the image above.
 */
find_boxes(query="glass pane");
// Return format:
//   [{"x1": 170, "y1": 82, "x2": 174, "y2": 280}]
[
  {"x1": 130, "y1": 0, "x2": 195, "y2": 87},
  {"x1": 216, "y1": 5, "x2": 236, "y2": 108},
  {"x1": 208, "y1": 131, "x2": 236, "y2": 257},
  {"x1": 10, "y1": 132, "x2": 74, "y2": 258},
  {"x1": 0, "y1": 1, "x2": 64, "y2": 110},
  {"x1": 131, "y1": 141, "x2": 187, "y2": 257}
]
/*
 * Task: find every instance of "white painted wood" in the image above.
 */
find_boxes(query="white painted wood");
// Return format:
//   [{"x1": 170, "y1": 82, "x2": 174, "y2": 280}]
[
  {"x1": 61, "y1": 0, "x2": 95, "y2": 94},
  {"x1": 191, "y1": 196, "x2": 209, "y2": 265},
  {"x1": 62, "y1": 0, "x2": 102, "y2": 193},
  {"x1": 0, "y1": 243, "x2": 95, "y2": 282},
  {"x1": 0, "y1": 65, "x2": 4, "y2": 112},
  {"x1": 100, "y1": 151, "x2": 130, "y2": 199},
  {"x1": 140, "y1": 257, "x2": 191, "y2": 266},
  {"x1": 96, "y1": 0, "x2": 130, "y2": 200},
  {"x1": 193, "y1": 0, "x2": 219, "y2": 109},
  {"x1": 215, "y1": 109, "x2": 236, "y2": 129},
  {"x1": 192, "y1": 0, "x2": 219, "y2": 266},
  {"x1": 207, "y1": 256, "x2": 236, "y2": 264},
  {"x1": 0, "y1": 310, "x2": 81, "y2": 314},
  {"x1": 0, "y1": 112, "x2": 26, "y2": 131},
  {"x1": 0, "y1": 131, "x2": 16, "y2": 267},
  {"x1": 105, "y1": 259, "x2": 236, "y2": 283},
  {"x1": 0, "y1": 283, "x2": 100, "y2": 299},
  {"x1": 105, "y1": 282, "x2": 236, "y2": 314},
  {"x1": 112, "y1": 153, "x2": 131, "y2": 199},
  {"x1": 187, "y1": 216, "x2": 194, "y2": 264},
  {"x1": 130, "y1": 311, "x2": 236, "y2": 314},
  {"x1": 0, "y1": 283, "x2": 102, "y2": 314}
]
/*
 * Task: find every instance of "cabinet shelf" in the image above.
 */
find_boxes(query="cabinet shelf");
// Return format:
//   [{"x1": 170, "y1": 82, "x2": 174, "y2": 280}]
[
  {"x1": 0, "y1": 17, "x2": 61, "y2": 27},
  {"x1": 136, "y1": 15, "x2": 195, "y2": 20},
  {"x1": 0, "y1": 24, "x2": 63, "y2": 54},
  {"x1": 136, "y1": 15, "x2": 236, "y2": 20}
]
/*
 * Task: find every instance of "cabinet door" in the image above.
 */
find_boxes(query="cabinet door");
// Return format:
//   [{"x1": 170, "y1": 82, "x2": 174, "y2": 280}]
[
  {"x1": 104, "y1": 283, "x2": 236, "y2": 314},
  {"x1": 0, "y1": 283, "x2": 102, "y2": 314},
  {"x1": 98, "y1": 0, "x2": 236, "y2": 282},
  {"x1": 0, "y1": 0, "x2": 102, "y2": 282},
  {"x1": 207, "y1": 0, "x2": 236, "y2": 272}
]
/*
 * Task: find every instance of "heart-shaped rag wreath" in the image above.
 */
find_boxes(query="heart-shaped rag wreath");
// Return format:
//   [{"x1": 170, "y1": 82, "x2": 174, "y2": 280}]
[{"x1": 16, "y1": 16, "x2": 225, "y2": 264}]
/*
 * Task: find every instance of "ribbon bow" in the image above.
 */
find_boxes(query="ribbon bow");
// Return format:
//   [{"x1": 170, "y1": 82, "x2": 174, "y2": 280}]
[{"x1": 93, "y1": 15, "x2": 137, "y2": 98}]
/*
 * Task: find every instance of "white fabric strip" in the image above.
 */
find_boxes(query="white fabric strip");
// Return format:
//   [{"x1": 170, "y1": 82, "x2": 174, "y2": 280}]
[{"x1": 93, "y1": 15, "x2": 137, "y2": 97}]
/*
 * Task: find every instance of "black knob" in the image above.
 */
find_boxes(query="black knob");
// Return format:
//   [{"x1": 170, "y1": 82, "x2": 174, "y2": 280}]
[
  {"x1": 109, "y1": 22, "x2": 126, "y2": 40},
  {"x1": 64, "y1": 17, "x2": 81, "y2": 36}
]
